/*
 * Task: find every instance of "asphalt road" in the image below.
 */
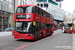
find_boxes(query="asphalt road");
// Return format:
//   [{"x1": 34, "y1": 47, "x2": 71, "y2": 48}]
[
  {"x1": 0, "y1": 29, "x2": 73, "y2": 50},
  {"x1": 73, "y1": 33, "x2": 75, "y2": 50}
]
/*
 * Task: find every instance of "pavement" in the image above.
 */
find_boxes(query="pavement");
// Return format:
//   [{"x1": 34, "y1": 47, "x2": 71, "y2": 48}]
[
  {"x1": 0, "y1": 32, "x2": 12, "y2": 38},
  {"x1": 73, "y1": 33, "x2": 75, "y2": 50}
]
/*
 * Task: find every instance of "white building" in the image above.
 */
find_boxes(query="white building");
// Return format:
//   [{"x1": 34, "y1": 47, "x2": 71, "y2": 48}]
[
  {"x1": 64, "y1": 11, "x2": 72, "y2": 23},
  {"x1": 36, "y1": 2, "x2": 64, "y2": 22},
  {"x1": 0, "y1": 0, "x2": 14, "y2": 31}
]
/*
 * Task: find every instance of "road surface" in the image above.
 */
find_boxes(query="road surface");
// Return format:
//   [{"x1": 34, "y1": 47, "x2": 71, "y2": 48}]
[{"x1": 0, "y1": 29, "x2": 73, "y2": 50}]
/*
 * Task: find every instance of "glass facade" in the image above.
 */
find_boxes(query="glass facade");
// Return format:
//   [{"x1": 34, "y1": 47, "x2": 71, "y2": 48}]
[
  {"x1": 37, "y1": 3, "x2": 64, "y2": 21},
  {"x1": 48, "y1": 4, "x2": 64, "y2": 21},
  {"x1": 48, "y1": 0, "x2": 58, "y2": 6},
  {"x1": 37, "y1": 0, "x2": 58, "y2": 6},
  {"x1": 20, "y1": 0, "x2": 27, "y2": 5},
  {"x1": 0, "y1": 0, "x2": 14, "y2": 31},
  {"x1": 20, "y1": 0, "x2": 22, "y2": 5},
  {"x1": 38, "y1": 0, "x2": 47, "y2": 2}
]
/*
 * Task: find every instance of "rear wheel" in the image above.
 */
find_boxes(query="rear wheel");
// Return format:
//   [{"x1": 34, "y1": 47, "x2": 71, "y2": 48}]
[
  {"x1": 63, "y1": 29, "x2": 66, "y2": 33},
  {"x1": 64, "y1": 31, "x2": 66, "y2": 33},
  {"x1": 50, "y1": 31, "x2": 52, "y2": 36},
  {"x1": 63, "y1": 27, "x2": 66, "y2": 33}
]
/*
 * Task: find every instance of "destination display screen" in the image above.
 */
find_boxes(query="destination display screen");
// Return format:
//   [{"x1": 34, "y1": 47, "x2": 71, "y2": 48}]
[{"x1": 16, "y1": 14, "x2": 31, "y2": 19}]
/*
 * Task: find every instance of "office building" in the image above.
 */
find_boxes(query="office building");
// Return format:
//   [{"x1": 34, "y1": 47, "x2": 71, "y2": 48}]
[{"x1": 0, "y1": 0, "x2": 14, "y2": 31}]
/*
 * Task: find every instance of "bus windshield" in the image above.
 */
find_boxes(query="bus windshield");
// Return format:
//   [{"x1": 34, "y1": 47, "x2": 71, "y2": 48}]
[
  {"x1": 15, "y1": 22, "x2": 33, "y2": 33},
  {"x1": 16, "y1": 6, "x2": 33, "y2": 13},
  {"x1": 63, "y1": 23, "x2": 72, "y2": 27}
]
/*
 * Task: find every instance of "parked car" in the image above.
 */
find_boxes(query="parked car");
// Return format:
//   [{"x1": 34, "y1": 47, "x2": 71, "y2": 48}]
[{"x1": 4, "y1": 28, "x2": 14, "y2": 32}]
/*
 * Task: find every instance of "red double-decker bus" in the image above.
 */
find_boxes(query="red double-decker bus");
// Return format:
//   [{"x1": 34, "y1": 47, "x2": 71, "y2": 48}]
[{"x1": 12, "y1": 4, "x2": 54, "y2": 40}]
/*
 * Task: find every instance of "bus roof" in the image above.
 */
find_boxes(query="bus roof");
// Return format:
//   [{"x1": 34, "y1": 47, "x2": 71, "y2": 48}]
[
  {"x1": 18, "y1": 4, "x2": 37, "y2": 7},
  {"x1": 17, "y1": 4, "x2": 54, "y2": 19}
]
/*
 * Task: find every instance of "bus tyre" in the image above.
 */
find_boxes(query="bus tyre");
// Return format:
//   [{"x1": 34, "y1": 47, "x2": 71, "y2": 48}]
[
  {"x1": 40, "y1": 33, "x2": 43, "y2": 38},
  {"x1": 64, "y1": 31, "x2": 66, "y2": 33},
  {"x1": 50, "y1": 31, "x2": 52, "y2": 36}
]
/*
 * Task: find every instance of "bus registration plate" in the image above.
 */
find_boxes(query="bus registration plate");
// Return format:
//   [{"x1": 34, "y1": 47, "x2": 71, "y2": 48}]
[{"x1": 20, "y1": 38, "x2": 25, "y2": 39}]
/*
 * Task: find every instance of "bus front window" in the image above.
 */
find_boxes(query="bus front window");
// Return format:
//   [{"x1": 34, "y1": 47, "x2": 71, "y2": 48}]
[
  {"x1": 15, "y1": 22, "x2": 33, "y2": 33},
  {"x1": 16, "y1": 6, "x2": 33, "y2": 13},
  {"x1": 64, "y1": 23, "x2": 72, "y2": 27}
]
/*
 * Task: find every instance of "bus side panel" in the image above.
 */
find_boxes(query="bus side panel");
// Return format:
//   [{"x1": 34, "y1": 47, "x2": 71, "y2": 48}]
[
  {"x1": 73, "y1": 29, "x2": 75, "y2": 33},
  {"x1": 39, "y1": 29, "x2": 47, "y2": 38}
]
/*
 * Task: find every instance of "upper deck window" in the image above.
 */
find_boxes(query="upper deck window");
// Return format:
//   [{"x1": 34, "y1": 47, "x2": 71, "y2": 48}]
[{"x1": 16, "y1": 6, "x2": 34, "y2": 13}]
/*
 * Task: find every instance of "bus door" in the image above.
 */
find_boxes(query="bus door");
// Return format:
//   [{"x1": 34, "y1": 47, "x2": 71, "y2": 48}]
[{"x1": 35, "y1": 22, "x2": 39, "y2": 40}]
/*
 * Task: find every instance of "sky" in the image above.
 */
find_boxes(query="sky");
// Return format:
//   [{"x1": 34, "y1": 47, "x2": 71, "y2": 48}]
[{"x1": 61, "y1": 0, "x2": 75, "y2": 13}]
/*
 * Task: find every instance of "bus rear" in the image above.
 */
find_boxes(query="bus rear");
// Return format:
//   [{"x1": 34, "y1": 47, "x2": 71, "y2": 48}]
[{"x1": 62, "y1": 23, "x2": 73, "y2": 33}]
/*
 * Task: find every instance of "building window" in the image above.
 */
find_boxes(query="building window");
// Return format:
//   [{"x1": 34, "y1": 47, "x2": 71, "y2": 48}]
[
  {"x1": 38, "y1": 0, "x2": 43, "y2": 2},
  {"x1": 23, "y1": 1, "x2": 24, "y2": 5},
  {"x1": 7, "y1": 4, "x2": 9, "y2": 12},
  {"x1": 3, "y1": 0, "x2": 6, "y2": 1},
  {"x1": 44, "y1": 4, "x2": 48, "y2": 8},
  {"x1": 37, "y1": 0, "x2": 47, "y2": 2},
  {"x1": 41, "y1": 4, "x2": 43, "y2": 7},
  {"x1": 4, "y1": 3, "x2": 7, "y2": 11},
  {"x1": 1, "y1": 2, "x2": 4, "y2": 10},
  {"x1": 44, "y1": 0, "x2": 47, "y2": 2},
  {"x1": 37, "y1": 4, "x2": 39, "y2": 6},
  {"x1": 25, "y1": 0, "x2": 27, "y2": 1},
  {"x1": 20, "y1": 0, "x2": 22, "y2": 5},
  {"x1": 11, "y1": 0, "x2": 14, "y2": 4}
]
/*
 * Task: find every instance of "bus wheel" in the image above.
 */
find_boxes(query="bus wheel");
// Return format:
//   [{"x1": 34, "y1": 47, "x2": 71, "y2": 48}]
[
  {"x1": 64, "y1": 31, "x2": 66, "y2": 33},
  {"x1": 40, "y1": 33, "x2": 43, "y2": 38},
  {"x1": 50, "y1": 31, "x2": 52, "y2": 36}
]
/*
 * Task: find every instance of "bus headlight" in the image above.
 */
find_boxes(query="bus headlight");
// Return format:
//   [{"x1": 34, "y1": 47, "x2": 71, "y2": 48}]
[{"x1": 33, "y1": 21, "x2": 36, "y2": 25}]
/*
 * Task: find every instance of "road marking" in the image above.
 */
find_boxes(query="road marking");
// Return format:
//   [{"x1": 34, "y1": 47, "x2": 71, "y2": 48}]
[
  {"x1": 14, "y1": 33, "x2": 59, "y2": 50},
  {"x1": 54, "y1": 45, "x2": 73, "y2": 49},
  {"x1": 0, "y1": 42, "x2": 7, "y2": 45}
]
